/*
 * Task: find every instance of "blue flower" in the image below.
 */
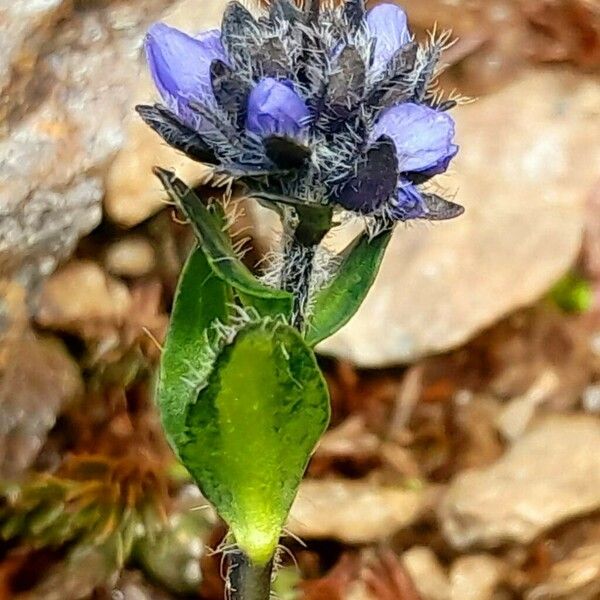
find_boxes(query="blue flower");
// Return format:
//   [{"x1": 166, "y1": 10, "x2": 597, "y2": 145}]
[
  {"x1": 336, "y1": 103, "x2": 458, "y2": 218},
  {"x1": 369, "y1": 103, "x2": 459, "y2": 219},
  {"x1": 138, "y1": 0, "x2": 464, "y2": 224},
  {"x1": 366, "y1": 4, "x2": 412, "y2": 77},
  {"x1": 145, "y1": 23, "x2": 226, "y2": 129},
  {"x1": 372, "y1": 103, "x2": 459, "y2": 176},
  {"x1": 246, "y1": 79, "x2": 310, "y2": 139}
]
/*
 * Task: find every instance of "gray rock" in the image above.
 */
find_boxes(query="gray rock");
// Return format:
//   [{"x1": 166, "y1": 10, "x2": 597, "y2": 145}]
[
  {"x1": 0, "y1": 332, "x2": 82, "y2": 478},
  {"x1": 0, "y1": 0, "x2": 69, "y2": 107},
  {"x1": 0, "y1": 0, "x2": 171, "y2": 288},
  {"x1": 318, "y1": 70, "x2": 599, "y2": 366},
  {"x1": 439, "y1": 415, "x2": 600, "y2": 549},
  {"x1": 0, "y1": 279, "x2": 82, "y2": 477}
]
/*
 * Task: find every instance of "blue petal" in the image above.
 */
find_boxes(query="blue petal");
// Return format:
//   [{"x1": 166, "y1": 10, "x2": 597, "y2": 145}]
[
  {"x1": 246, "y1": 78, "x2": 310, "y2": 139},
  {"x1": 390, "y1": 181, "x2": 427, "y2": 220},
  {"x1": 366, "y1": 4, "x2": 412, "y2": 78},
  {"x1": 371, "y1": 103, "x2": 458, "y2": 175},
  {"x1": 145, "y1": 23, "x2": 226, "y2": 127}
]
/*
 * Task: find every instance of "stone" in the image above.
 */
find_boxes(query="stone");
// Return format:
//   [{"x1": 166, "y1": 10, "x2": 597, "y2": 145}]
[
  {"x1": 0, "y1": 331, "x2": 82, "y2": 478},
  {"x1": 582, "y1": 182, "x2": 600, "y2": 279},
  {"x1": 115, "y1": 571, "x2": 175, "y2": 600},
  {"x1": 135, "y1": 508, "x2": 213, "y2": 595},
  {"x1": 104, "y1": 0, "x2": 231, "y2": 228},
  {"x1": 526, "y1": 543, "x2": 600, "y2": 600},
  {"x1": 346, "y1": 581, "x2": 377, "y2": 600},
  {"x1": 318, "y1": 69, "x2": 599, "y2": 366},
  {"x1": 495, "y1": 370, "x2": 560, "y2": 441},
  {"x1": 402, "y1": 546, "x2": 450, "y2": 600},
  {"x1": 0, "y1": 0, "x2": 170, "y2": 287},
  {"x1": 0, "y1": 278, "x2": 82, "y2": 478},
  {"x1": 0, "y1": 0, "x2": 69, "y2": 107},
  {"x1": 0, "y1": 279, "x2": 29, "y2": 344},
  {"x1": 439, "y1": 415, "x2": 600, "y2": 550},
  {"x1": 105, "y1": 237, "x2": 156, "y2": 278},
  {"x1": 449, "y1": 555, "x2": 505, "y2": 600},
  {"x1": 36, "y1": 260, "x2": 132, "y2": 331},
  {"x1": 288, "y1": 479, "x2": 425, "y2": 544},
  {"x1": 583, "y1": 383, "x2": 600, "y2": 414}
]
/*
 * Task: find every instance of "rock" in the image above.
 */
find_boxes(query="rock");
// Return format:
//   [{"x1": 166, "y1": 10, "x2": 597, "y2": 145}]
[
  {"x1": 402, "y1": 546, "x2": 450, "y2": 600},
  {"x1": 135, "y1": 509, "x2": 212, "y2": 595},
  {"x1": 439, "y1": 415, "x2": 600, "y2": 549},
  {"x1": 36, "y1": 260, "x2": 132, "y2": 331},
  {"x1": 105, "y1": 237, "x2": 156, "y2": 278},
  {"x1": 526, "y1": 543, "x2": 600, "y2": 600},
  {"x1": 104, "y1": 0, "x2": 230, "y2": 228},
  {"x1": 0, "y1": 0, "x2": 69, "y2": 107},
  {"x1": 0, "y1": 331, "x2": 82, "y2": 478},
  {"x1": 582, "y1": 182, "x2": 600, "y2": 279},
  {"x1": 318, "y1": 69, "x2": 599, "y2": 366},
  {"x1": 0, "y1": 0, "x2": 170, "y2": 287},
  {"x1": 0, "y1": 263, "x2": 81, "y2": 480},
  {"x1": 495, "y1": 370, "x2": 560, "y2": 441},
  {"x1": 288, "y1": 479, "x2": 425, "y2": 544},
  {"x1": 0, "y1": 279, "x2": 29, "y2": 343},
  {"x1": 582, "y1": 383, "x2": 600, "y2": 414},
  {"x1": 345, "y1": 581, "x2": 377, "y2": 600},
  {"x1": 115, "y1": 571, "x2": 175, "y2": 600},
  {"x1": 449, "y1": 555, "x2": 505, "y2": 600}
]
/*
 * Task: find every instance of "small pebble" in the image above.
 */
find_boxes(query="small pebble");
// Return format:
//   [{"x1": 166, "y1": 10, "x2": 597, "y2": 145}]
[
  {"x1": 583, "y1": 383, "x2": 600, "y2": 414},
  {"x1": 105, "y1": 237, "x2": 156, "y2": 278}
]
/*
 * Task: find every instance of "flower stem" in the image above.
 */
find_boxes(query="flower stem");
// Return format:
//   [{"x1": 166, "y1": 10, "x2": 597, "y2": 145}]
[
  {"x1": 229, "y1": 551, "x2": 272, "y2": 600},
  {"x1": 282, "y1": 237, "x2": 315, "y2": 330},
  {"x1": 282, "y1": 206, "x2": 332, "y2": 330}
]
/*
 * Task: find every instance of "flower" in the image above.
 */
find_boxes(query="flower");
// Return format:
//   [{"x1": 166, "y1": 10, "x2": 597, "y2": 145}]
[
  {"x1": 137, "y1": 0, "x2": 464, "y2": 224},
  {"x1": 366, "y1": 3, "x2": 412, "y2": 78},
  {"x1": 145, "y1": 23, "x2": 226, "y2": 130},
  {"x1": 372, "y1": 103, "x2": 459, "y2": 176},
  {"x1": 246, "y1": 79, "x2": 310, "y2": 139}
]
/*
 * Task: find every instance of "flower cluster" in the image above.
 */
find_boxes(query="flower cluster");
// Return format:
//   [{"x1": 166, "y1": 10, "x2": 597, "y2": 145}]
[{"x1": 137, "y1": 0, "x2": 463, "y2": 225}]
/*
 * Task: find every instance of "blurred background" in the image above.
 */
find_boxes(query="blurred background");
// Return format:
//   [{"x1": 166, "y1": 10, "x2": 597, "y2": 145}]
[{"x1": 0, "y1": 0, "x2": 599, "y2": 598}]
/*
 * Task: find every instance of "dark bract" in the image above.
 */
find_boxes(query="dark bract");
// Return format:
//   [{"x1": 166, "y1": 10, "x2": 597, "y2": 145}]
[{"x1": 137, "y1": 0, "x2": 464, "y2": 223}]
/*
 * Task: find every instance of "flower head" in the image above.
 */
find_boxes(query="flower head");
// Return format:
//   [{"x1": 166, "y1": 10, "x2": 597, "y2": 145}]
[{"x1": 137, "y1": 0, "x2": 464, "y2": 225}]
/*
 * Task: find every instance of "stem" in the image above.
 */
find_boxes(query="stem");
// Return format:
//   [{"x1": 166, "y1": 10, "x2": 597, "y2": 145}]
[
  {"x1": 281, "y1": 236, "x2": 315, "y2": 331},
  {"x1": 281, "y1": 206, "x2": 332, "y2": 330},
  {"x1": 228, "y1": 551, "x2": 273, "y2": 600}
]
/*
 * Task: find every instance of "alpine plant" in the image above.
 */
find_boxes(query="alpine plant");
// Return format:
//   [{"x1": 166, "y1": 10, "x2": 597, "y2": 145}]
[{"x1": 138, "y1": 2, "x2": 464, "y2": 596}]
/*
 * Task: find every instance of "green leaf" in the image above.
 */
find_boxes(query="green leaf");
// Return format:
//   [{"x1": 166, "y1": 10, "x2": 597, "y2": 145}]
[
  {"x1": 305, "y1": 228, "x2": 393, "y2": 346},
  {"x1": 180, "y1": 320, "x2": 330, "y2": 566},
  {"x1": 158, "y1": 246, "x2": 231, "y2": 450},
  {"x1": 154, "y1": 167, "x2": 293, "y2": 319}
]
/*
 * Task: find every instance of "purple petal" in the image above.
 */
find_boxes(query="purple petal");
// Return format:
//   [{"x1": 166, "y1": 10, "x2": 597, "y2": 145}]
[
  {"x1": 366, "y1": 4, "x2": 412, "y2": 77},
  {"x1": 246, "y1": 78, "x2": 310, "y2": 139},
  {"x1": 390, "y1": 181, "x2": 427, "y2": 220},
  {"x1": 145, "y1": 23, "x2": 226, "y2": 127},
  {"x1": 371, "y1": 103, "x2": 458, "y2": 175}
]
